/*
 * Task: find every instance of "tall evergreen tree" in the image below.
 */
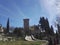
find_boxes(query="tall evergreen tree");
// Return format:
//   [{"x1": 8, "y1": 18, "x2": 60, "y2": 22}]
[
  {"x1": 55, "y1": 30, "x2": 59, "y2": 44},
  {"x1": 39, "y1": 17, "x2": 51, "y2": 36},
  {"x1": 39, "y1": 17, "x2": 45, "y2": 30},
  {"x1": 45, "y1": 18, "x2": 50, "y2": 35},
  {"x1": 50, "y1": 26, "x2": 54, "y2": 35},
  {"x1": 56, "y1": 30, "x2": 58, "y2": 38},
  {"x1": 6, "y1": 18, "x2": 9, "y2": 34},
  {"x1": 55, "y1": 16, "x2": 60, "y2": 34},
  {"x1": 57, "y1": 24, "x2": 60, "y2": 33}
]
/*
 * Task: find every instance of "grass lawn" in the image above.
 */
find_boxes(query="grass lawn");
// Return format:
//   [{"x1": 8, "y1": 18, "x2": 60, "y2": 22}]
[{"x1": 0, "y1": 40, "x2": 47, "y2": 45}]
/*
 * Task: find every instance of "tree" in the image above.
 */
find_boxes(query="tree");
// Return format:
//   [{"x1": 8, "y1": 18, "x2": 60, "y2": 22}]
[
  {"x1": 6, "y1": 18, "x2": 9, "y2": 34},
  {"x1": 55, "y1": 30, "x2": 59, "y2": 44},
  {"x1": 57, "y1": 24, "x2": 60, "y2": 33},
  {"x1": 39, "y1": 17, "x2": 45, "y2": 30},
  {"x1": 39, "y1": 17, "x2": 50, "y2": 36},
  {"x1": 48, "y1": 37, "x2": 53, "y2": 45},
  {"x1": 13, "y1": 28, "x2": 23, "y2": 37},
  {"x1": 55, "y1": 16, "x2": 60, "y2": 34},
  {"x1": 56, "y1": 30, "x2": 58, "y2": 37},
  {"x1": 50, "y1": 26, "x2": 54, "y2": 36},
  {"x1": 45, "y1": 18, "x2": 50, "y2": 35}
]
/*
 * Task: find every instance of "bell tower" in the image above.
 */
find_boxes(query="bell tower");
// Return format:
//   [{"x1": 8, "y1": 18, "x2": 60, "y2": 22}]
[{"x1": 23, "y1": 19, "x2": 30, "y2": 35}]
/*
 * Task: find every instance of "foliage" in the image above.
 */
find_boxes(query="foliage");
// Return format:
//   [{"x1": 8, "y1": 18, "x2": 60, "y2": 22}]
[
  {"x1": 50, "y1": 26, "x2": 54, "y2": 36},
  {"x1": 55, "y1": 16, "x2": 60, "y2": 33},
  {"x1": 39, "y1": 17, "x2": 54, "y2": 36},
  {"x1": 6, "y1": 18, "x2": 9, "y2": 34},
  {"x1": 13, "y1": 27, "x2": 23, "y2": 37}
]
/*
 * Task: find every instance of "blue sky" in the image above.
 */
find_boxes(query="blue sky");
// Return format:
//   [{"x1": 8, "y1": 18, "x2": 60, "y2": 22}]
[{"x1": 0, "y1": 0, "x2": 58, "y2": 28}]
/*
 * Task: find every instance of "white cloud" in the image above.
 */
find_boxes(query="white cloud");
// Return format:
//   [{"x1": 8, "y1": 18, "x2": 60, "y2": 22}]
[
  {"x1": 39, "y1": 0, "x2": 60, "y2": 32},
  {"x1": 39, "y1": 0, "x2": 59, "y2": 25}
]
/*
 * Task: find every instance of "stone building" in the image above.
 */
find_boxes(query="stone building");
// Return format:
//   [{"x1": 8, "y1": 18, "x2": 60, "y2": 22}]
[
  {"x1": 0, "y1": 24, "x2": 4, "y2": 34},
  {"x1": 23, "y1": 19, "x2": 30, "y2": 35},
  {"x1": 23, "y1": 19, "x2": 36, "y2": 41},
  {"x1": 0, "y1": 24, "x2": 4, "y2": 40},
  {"x1": 23, "y1": 19, "x2": 29, "y2": 30}
]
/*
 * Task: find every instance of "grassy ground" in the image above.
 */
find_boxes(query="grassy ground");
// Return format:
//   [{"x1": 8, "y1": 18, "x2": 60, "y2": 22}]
[
  {"x1": 0, "y1": 37, "x2": 47, "y2": 45},
  {"x1": 0, "y1": 40, "x2": 46, "y2": 45}
]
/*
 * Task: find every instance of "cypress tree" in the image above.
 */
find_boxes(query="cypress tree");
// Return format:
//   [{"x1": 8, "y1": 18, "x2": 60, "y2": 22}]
[
  {"x1": 6, "y1": 18, "x2": 9, "y2": 34},
  {"x1": 39, "y1": 17, "x2": 50, "y2": 36}
]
